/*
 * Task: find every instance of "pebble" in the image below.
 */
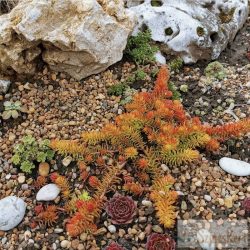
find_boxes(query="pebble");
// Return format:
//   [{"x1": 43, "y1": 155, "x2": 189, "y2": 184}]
[
  {"x1": 195, "y1": 180, "x2": 202, "y2": 187},
  {"x1": 54, "y1": 228, "x2": 64, "y2": 233},
  {"x1": 219, "y1": 157, "x2": 250, "y2": 176},
  {"x1": 36, "y1": 184, "x2": 60, "y2": 201},
  {"x1": 18, "y1": 175, "x2": 26, "y2": 184},
  {"x1": 107, "y1": 225, "x2": 116, "y2": 233},
  {"x1": 142, "y1": 200, "x2": 153, "y2": 207},
  {"x1": 38, "y1": 162, "x2": 50, "y2": 177},
  {"x1": 152, "y1": 225, "x2": 163, "y2": 233},
  {"x1": 0, "y1": 79, "x2": 11, "y2": 94},
  {"x1": 62, "y1": 156, "x2": 72, "y2": 167},
  {"x1": 0, "y1": 196, "x2": 26, "y2": 231},
  {"x1": 60, "y1": 240, "x2": 71, "y2": 248},
  {"x1": 204, "y1": 195, "x2": 212, "y2": 202},
  {"x1": 138, "y1": 232, "x2": 145, "y2": 241},
  {"x1": 224, "y1": 197, "x2": 233, "y2": 208}
]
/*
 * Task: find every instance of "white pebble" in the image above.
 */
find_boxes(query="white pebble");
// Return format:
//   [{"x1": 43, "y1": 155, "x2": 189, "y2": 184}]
[
  {"x1": 108, "y1": 225, "x2": 116, "y2": 233},
  {"x1": 60, "y1": 240, "x2": 71, "y2": 248},
  {"x1": 204, "y1": 195, "x2": 212, "y2": 202},
  {"x1": 36, "y1": 184, "x2": 60, "y2": 201},
  {"x1": 142, "y1": 200, "x2": 153, "y2": 207},
  {"x1": 219, "y1": 157, "x2": 250, "y2": 176}
]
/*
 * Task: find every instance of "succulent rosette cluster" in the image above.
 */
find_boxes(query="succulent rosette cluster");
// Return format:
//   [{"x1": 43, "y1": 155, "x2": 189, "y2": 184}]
[
  {"x1": 242, "y1": 197, "x2": 250, "y2": 212},
  {"x1": 104, "y1": 242, "x2": 126, "y2": 250},
  {"x1": 106, "y1": 193, "x2": 136, "y2": 224},
  {"x1": 146, "y1": 233, "x2": 176, "y2": 250}
]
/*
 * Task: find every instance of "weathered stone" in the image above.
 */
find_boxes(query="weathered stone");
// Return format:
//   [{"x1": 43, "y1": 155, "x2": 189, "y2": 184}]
[
  {"x1": 0, "y1": 80, "x2": 11, "y2": 94},
  {"x1": 219, "y1": 157, "x2": 250, "y2": 176},
  {"x1": 36, "y1": 184, "x2": 60, "y2": 201},
  {"x1": 0, "y1": 0, "x2": 135, "y2": 79},
  {"x1": 126, "y1": 0, "x2": 248, "y2": 63},
  {"x1": 0, "y1": 196, "x2": 26, "y2": 231}
]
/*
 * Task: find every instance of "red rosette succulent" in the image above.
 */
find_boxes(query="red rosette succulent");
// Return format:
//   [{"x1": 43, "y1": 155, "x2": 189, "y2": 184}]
[
  {"x1": 105, "y1": 242, "x2": 126, "y2": 250},
  {"x1": 146, "y1": 233, "x2": 176, "y2": 250},
  {"x1": 106, "y1": 194, "x2": 136, "y2": 224},
  {"x1": 242, "y1": 197, "x2": 250, "y2": 212}
]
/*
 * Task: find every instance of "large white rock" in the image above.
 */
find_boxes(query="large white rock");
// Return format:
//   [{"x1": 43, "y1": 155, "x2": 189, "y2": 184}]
[
  {"x1": 0, "y1": 196, "x2": 26, "y2": 231},
  {"x1": 219, "y1": 157, "x2": 250, "y2": 176},
  {"x1": 126, "y1": 0, "x2": 248, "y2": 63},
  {"x1": 36, "y1": 184, "x2": 60, "y2": 201},
  {"x1": 0, "y1": 0, "x2": 135, "y2": 79}
]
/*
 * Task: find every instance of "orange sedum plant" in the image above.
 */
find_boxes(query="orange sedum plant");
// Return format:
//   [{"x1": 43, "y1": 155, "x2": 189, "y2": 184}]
[{"x1": 50, "y1": 66, "x2": 250, "y2": 236}]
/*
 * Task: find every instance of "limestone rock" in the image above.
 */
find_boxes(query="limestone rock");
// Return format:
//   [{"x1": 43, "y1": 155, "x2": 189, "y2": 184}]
[
  {"x1": 36, "y1": 184, "x2": 60, "y2": 201},
  {"x1": 126, "y1": 0, "x2": 248, "y2": 63},
  {"x1": 0, "y1": 0, "x2": 135, "y2": 79},
  {"x1": 0, "y1": 196, "x2": 26, "y2": 231},
  {"x1": 219, "y1": 157, "x2": 250, "y2": 176}
]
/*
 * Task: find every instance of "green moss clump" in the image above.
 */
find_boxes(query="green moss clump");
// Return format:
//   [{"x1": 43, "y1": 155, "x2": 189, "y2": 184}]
[
  {"x1": 107, "y1": 83, "x2": 128, "y2": 96},
  {"x1": 168, "y1": 82, "x2": 181, "y2": 100},
  {"x1": 204, "y1": 61, "x2": 226, "y2": 80},
  {"x1": 169, "y1": 57, "x2": 184, "y2": 72},
  {"x1": 12, "y1": 135, "x2": 54, "y2": 173},
  {"x1": 125, "y1": 30, "x2": 158, "y2": 65}
]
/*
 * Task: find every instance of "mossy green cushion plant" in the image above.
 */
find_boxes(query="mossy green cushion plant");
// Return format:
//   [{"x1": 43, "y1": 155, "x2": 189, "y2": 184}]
[
  {"x1": 125, "y1": 30, "x2": 158, "y2": 65},
  {"x1": 205, "y1": 61, "x2": 226, "y2": 80},
  {"x1": 12, "y1": 135, "x2": 55, "y2": 173},
  {"x1": 168, "y1": 57, "x2": 184, "y2": 73}
]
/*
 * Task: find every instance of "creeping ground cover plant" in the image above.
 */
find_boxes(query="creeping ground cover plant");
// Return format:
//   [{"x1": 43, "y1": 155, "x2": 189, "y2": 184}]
[{"x1": 33, "y1": 67, "x2": 249, "y2": 247}]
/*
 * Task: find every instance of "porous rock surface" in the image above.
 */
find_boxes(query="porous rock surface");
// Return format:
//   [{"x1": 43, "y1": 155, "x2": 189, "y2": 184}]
[
  {"x1": 126, "y1": 0, "x2": 249, "y2": 63},
  {"x1": 0, "y1": 196, "x2": 26, "y2": 231},
  {"x1": 0, "y1": 0, "x2": 135, "y2": 79}
]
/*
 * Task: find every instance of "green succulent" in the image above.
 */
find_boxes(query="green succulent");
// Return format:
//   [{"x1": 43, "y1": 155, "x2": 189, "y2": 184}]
[
  {"x1": 134, "y1": 69, "x2": 147, "y2": 81},
  {"x1": 168, "y1": 82, "x2": 181, "y2": 100},
  {"x1": 169, "y1": 57, "x2": 184, "y2": 73},
  {"x1": 78, "y1": 190, "x2": 91, "y2": 201},
  {"x1": 2, "y1": 101, "x2": 26, "y2": 120},
  {"x1": 107, "y1": 83, "x2": 128, "y2": 96},
  {"x1": 204, "y1": 61, "x2": 226, "y2": 80},
  {"x1": 12, "y1": 135, "x2": 55, "y2": 174},
  {"x1": 125, "y1": 30, "x2": 158, "y2": 65}
]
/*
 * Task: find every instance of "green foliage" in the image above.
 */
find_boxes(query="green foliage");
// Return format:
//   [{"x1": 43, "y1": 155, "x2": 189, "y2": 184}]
[
  {"x1": 168, "y1": 82, "x2": 181, "y2": 100},
  {"x1": 119, "y1": 87, "x2": 137, "y2": 105},
  {"x1": 205, "y1": 61, "x2": 226, "y2": 80},
  {"x1": 107, "y1": 83, "x2": 127, "y2": 96},
  {"x1": 125, "y1": 31, "x2": 158, "y2": 65},
  {"x1": 2, "y1": 101, "x2": 26, "y2": 120},
  {"x1": 12, "y1": 135, "x2": 54, "y2": 173},
  {"x1": 169, "y1": 57, "x2": 184, "y2": 72},
  {"x1": 78, "y1": 190, "x2": 91, "y2": 201},
  {"x1": 134, "y1": 69, "x2": 147, "y2": 81},
  {"x1": 108, "y1": 69, "x2": 147, "y2": 97}
]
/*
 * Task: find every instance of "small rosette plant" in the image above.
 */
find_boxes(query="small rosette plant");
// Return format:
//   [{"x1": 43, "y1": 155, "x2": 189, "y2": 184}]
[
  {"x1": 2, "y1": 101, "x2": 27, "y2": 120},
  {"x1": 12, "y1": 135, "x2": 54, "y2": 173},
  {"x1": 242, "y1": 197, "x2": 250, "y2": 213},
  {"x1": 146, "y1": 233, "x2": 176, "y2": 250},
  {"x1": 106, "y1": 194, "x2": 136, "y2": 224},
  {"x1": 105, "y1": 242, "x2": 126, "y2": 250}
]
